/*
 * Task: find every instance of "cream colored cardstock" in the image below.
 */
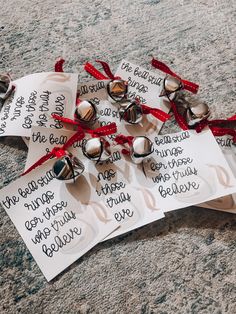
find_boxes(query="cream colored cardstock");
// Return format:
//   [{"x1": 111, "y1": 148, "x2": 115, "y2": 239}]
[
  {"x1": 199, "y1": 136, "x2": 236, "y2": 213},
  {"x1": 146, "y1": 130, "x2": 236, "y2": 212},
  {"x1": 0, "y1": 159, "x2": 118, "y2": 281},
  {"x1": 0, "y1": 72, "x2": 78, "y2": 137},
  {"x1": 115, "y1": 59, "x2": 169, "y2": 110}
]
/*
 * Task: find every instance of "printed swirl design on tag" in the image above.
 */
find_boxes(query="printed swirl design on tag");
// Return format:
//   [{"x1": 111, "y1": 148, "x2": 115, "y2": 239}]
[
  {"x1": 137, "y1": 187, "x2": 160, "y2": 212},
  {"x1": 205, "y1": 195, "x2": 236, "y2": 210},
  {"x1": 88, "y1": 201, "x2": 112, "y2": 224},
  {"x1": 207, "y1": 164, "x2": 233, "y2": 188},
  {"x1": 43, "y1": 73, "x2": 71, "y2": 83}
]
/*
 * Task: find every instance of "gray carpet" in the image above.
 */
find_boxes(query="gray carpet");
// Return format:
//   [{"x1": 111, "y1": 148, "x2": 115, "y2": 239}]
[{"x1": 0, "y1": 0, "x2": 236, "y2": 313}]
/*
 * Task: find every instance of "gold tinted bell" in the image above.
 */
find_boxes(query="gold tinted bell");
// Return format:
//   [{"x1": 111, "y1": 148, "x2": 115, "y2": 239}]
[{"x1": 107, "y1": 79, "x2": 128, "y2": 102}]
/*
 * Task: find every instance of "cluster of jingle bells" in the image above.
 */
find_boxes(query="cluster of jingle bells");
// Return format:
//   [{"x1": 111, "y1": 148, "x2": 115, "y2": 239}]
[
  {"x1": 51, "y1": 95, "x2": 155, "y2": 183},
  {"x1": 0, "y1": 71, "x2": 210, "y2": 183},
  {"x1": 51, "y1": 75, "x2": 210, "y2": 183}
]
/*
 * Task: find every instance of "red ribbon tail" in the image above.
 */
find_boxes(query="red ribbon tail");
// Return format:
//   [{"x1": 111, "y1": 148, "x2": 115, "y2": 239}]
[
  {"x1": 52, "y1": 114, "x2": 79, "y2": 126},
  {"x1": 55, "y1": 58, "x2": 65, "y2": 72},
  {"x1": 210, "y1": 126, "x2": 236, "y2": 142},
  {"x1": 151, "y1": 57, "x2": 199, "y2": 94},
  {"x1": 84, "y1": 62, "x2": 108, "y2": 80},
  {"x1": 22, "y1": 153, "x2": 53, "y2": 176},
  {"x1": 151, "y1": 58, "x2": 178, "y2": 78},
  {"x1": 96, "y1": 60, "x2": 115, "y2": 80},
  {"x1": 170, "y1": 101, "x2": 189, "y2": 131},
  {"x1": 228, "y1": 114, "x2": 236, "y2": 121},
  {"x1": 181, "y1": 79, "x2": 199, "y2": 94}
]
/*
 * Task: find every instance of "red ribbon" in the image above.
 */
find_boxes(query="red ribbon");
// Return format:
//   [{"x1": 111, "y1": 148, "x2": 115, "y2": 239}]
[
  {"x1": 228, "y1": 114, "x2": 236, "y2": 121},
  {"x1": 151, "y1": 58, "x2": 199, "y2": 94},
  {"x1": 84, "y1": 60, "x2": 120, "y2": 80},
  {"x1": 170, "y1": 100, "x2": 189, "y2": 131},
  {"x1": 195, "y1": 115, "x2": 236, "y2": 142},
  {"x1": 52, "y1": 113, "x2": 117, "y2": 137},
  {"x1": 55, "y1": 58, "x2": 65, "y2": 72},
  {"x1": 141, "y1": 104, "x2": 170, "y2": 122},
  {"x1": 22, "y1": 131, "x2": 85, "y2": 176},
  {"x1": 86, "y1": 123, "x2": 117, "y2": 137},
  {"x1": 114, "y1": 134, "x2": 134, "y2": 155},
  {"x1": 52, "y1": 114, "x2": 81, "y2": 127}
]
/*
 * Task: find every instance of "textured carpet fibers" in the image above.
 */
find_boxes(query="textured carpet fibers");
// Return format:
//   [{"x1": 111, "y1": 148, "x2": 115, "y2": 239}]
[{"x1": 0, "y1": 0, "x2": 236, "y2": 313}]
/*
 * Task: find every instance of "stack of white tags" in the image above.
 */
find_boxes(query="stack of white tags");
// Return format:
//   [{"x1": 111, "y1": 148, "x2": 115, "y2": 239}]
[{"x1": 0, "y1": 60, "x2": 235, "y2": 281}]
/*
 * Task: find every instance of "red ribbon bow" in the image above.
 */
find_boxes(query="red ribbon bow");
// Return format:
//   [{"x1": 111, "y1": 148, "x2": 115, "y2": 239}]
[
  {"x1": 151, "y1": 58, "x2": 199, "y2": 94},
  {"x1": 84, "y1": 60, "x2": 120, "y2": 80},
  {"x1": 23, "y1": 131, "x2": 85, "y2": 176},
  {"x1": 54, "y1": 58, "x2": 65, "y2": 72}
]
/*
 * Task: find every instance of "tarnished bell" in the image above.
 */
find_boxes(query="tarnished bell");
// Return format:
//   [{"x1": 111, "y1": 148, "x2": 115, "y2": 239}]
[
  {"x1": 131, "y1": 136, "x2": 154, "y2": 164},
  {"x1": 185, "y1": 103, "x2": 210, "y2": 126},
  {"x1": 75, "y1": 100, "x2": 99, "y2": 124},
  {"x1": 0, "y1": 74, "x2": 12, "y2": 102},
  {"x1": 52, "y1": 154, "x2": 85, "y2": 183},
  {"x1": 82, "y1": 137, "x2": 111, "y2": 163},
  {"x1": 107, "y1": 79, "x2": 128, "y2": 102},
  {"x1": 160, "y1": 75, "x2": 182, "y2": 98},
  {"x1": 119, "y1": 100, "x2": 143, "y2": 124}
]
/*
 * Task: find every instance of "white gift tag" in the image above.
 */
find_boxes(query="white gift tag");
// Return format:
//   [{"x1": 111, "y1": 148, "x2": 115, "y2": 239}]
[
  {"x1": 25, "y1": 127, "x2": 165, "y2": 239},
  {"x1": 0, "y1": 72, "x2": 78, "y2": 137},
  {"x1": 144, "y1": 130, "x2": 236, "y2": 212},
  {"x1": 0, "y1": 159, "x2": 118, "y2": 281},
  {"x1": 199, "y1": 136, "x2": 236, "y2": 213},
  {"x1": 115, "y1": 59, "x2": 169, "y2": 110}
]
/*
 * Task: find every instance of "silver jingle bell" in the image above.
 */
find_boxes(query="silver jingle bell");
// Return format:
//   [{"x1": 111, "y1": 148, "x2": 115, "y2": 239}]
[
  {"x1": 107, "y1": 79, "x2": 128, "y2": 102},
  {"x1": 160, "y1": 75, "x2": 182, "y2": 98},
  {"x1": 131, "y1": 136, "x2": 154, "y2": 164},
  {"x1": 119, "y1": 100, "x2": 143, "y2": 124},
  {"x1": 82, "y1": 137, "x2": 111, "y2": 163},
  {"x1": 75, "y1": 100, "x2": 99, "y2": 124},
  {"x1": 185, "y1": 103, "x2": 210, "y2": 126},
  {"x1": 52, "y1": 154, "x2": 85, "y2": 183},
  {"x1": 0, "y1": 74, "x2": 12, "y2": 102}
]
